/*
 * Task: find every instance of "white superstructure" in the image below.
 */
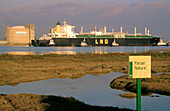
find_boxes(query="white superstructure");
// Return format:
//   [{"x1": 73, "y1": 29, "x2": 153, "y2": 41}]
[{"x1": 40, "y1": 20, "x2": 77, "y2": 40}]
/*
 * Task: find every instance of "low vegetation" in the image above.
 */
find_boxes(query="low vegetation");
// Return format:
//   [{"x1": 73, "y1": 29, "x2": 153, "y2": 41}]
[
  {"x1": 0, "y1": 93, "x2": 133, "y2": 111},
  {"x1": 0, "y1": 52, "x2": 169, "y2": 86}
]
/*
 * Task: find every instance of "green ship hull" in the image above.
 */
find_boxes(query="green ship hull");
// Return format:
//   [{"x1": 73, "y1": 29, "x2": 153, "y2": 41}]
[{"x1": 32, "y1": 35, "x2": 160, "y2": 46}]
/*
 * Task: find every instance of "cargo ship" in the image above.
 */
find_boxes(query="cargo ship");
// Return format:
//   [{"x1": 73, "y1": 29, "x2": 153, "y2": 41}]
[{"x1": 32, "y1": 20, "x2": 160, "y2": 47}]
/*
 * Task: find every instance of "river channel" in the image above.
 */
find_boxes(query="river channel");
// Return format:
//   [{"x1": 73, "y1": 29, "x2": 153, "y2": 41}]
[{"x1": 0, "y1": 72, "x2": 170, "y2": 111}]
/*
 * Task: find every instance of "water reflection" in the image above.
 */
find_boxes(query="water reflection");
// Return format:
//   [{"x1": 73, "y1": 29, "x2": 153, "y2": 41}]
[
  {"x1": 5, "y1": 51, "x2": 77, "y2": 55},
  {"x1": 7, "y1": 51, "x2": 35, "y2": 55},
  {"x1": 0, "y1": 46, "x2": 169, "y2": 55},
  {"x1": 39, "y1": 51, "x2": 77, "y2": 55}
]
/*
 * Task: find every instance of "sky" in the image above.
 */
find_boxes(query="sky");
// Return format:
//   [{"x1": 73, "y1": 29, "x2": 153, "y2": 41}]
[{"x1": 0, "y1": 0, "x2": 170, "y2": 41}]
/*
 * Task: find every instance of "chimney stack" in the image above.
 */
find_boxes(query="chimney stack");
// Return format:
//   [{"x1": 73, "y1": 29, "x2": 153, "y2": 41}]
[
  {"x1": 120, "y1": 27, "x2": 123, "y2": 34},
  {"x1": 94, "y1": 26, "x2": 97, "y2": 32},
  {"x1": 145, "y1": 27, "x2": 147, "y2": 35},
  {"x1": 81, "y1": 26, "x2": 83, "y2": 34},
  {"x1": 56, "y1": 21, "x2": 61, "y2": 33},
  {"x1": 104, "y1": 26, "x2": 107, "y2": 34},
  {"x1": 148, "y1": 29, "x2": 150, "y2": 35},
  {"x1": 112, "y1": 29, "x2": 114, "y2": 33},
  {"x1": 134, "y1": 27, "x2": 136, "y2": 36}
]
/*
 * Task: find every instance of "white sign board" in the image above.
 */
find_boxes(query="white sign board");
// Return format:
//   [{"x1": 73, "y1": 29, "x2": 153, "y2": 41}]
[{"x1": 16, "y1": 31, "x2": 27, "y2": 35}]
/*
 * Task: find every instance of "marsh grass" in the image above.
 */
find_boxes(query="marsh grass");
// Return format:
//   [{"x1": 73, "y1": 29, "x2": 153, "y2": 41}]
[{"x1": 0, "y1": 52, "x2": 169, "y2": 86}]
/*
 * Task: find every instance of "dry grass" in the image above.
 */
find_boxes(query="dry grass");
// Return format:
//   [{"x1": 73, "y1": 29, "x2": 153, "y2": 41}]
[
  {"x1": 0, "y1": 52, "x2": 169, "y2": 86},
  {"x1": 0, "y1": 94, "x2": 48, "y2": 111},
  {"x1": 0, "y1": 93, "x2": 133, "y2": 111}
]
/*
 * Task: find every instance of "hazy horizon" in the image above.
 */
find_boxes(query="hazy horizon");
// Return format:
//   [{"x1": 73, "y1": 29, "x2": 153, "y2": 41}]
[{"x1": 0, "y1": 0, "x2": 170, "y2": 41}]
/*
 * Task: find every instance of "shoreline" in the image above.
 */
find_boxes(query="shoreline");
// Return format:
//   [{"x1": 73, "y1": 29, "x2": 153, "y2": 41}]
[
  {"x1": 0, "y1": 43, "x2": 29, "y2": 47},
  {"x1": 0, "y1": 43, "x2": 170, "y2": 47}
]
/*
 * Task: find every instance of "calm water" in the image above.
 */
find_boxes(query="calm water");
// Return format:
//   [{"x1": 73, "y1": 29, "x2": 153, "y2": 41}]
[
  {"x1": 0, "y1": 72, "x2": 170, "y2": 111},
  {"x1": 0, "y1": 46, "x2": 169, "y2": 55}
]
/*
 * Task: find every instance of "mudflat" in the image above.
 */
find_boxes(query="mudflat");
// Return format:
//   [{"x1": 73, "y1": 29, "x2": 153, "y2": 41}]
[{"x1": 0, "y1": 52, "x2": 169, "y2": 86}]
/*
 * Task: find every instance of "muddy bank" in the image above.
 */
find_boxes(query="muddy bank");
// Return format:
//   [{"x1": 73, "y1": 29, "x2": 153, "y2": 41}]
[
  {"x1": 0, "y1": 93, "x2": 133, "y2": 111},
  {"x1": 150, "y1": 48, "x2": 170, "y2": 52},
  {"x1": 0, "y1": 52, "x2": 169, "y2": 86},
  {"x1": 120, "y1": 93, "x2": 137, "y2": 99},
  {"x1": 110, "y1": 72, "x2": 170, "y2": 96}
]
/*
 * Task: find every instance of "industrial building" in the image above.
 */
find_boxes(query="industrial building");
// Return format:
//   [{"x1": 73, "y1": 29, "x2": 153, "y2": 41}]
[{"x1": 6, "y1": 24, "x2": 35, "y2": 44}]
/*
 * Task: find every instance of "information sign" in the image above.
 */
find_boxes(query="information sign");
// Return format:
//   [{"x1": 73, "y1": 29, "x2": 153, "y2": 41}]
[{"x1": 129, "y1": 56, "x2": 151, "y2": 78}]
